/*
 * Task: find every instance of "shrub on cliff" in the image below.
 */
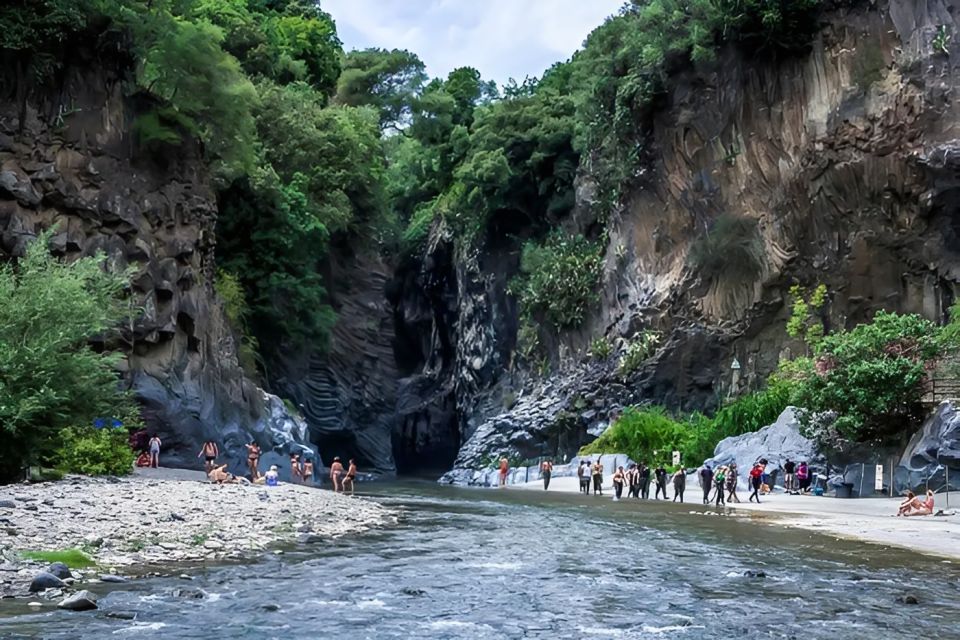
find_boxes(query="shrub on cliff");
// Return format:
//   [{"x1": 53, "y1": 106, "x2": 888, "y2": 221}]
[
  {"x1": 0, "y1": 233, "x2": 137, "y2": 482},
  {"x1": 508, "y1": 232, "x2": 603, "y2": 329},
  {"x1": 688, "y1": 214, "x2": 765, "y2": 283}
]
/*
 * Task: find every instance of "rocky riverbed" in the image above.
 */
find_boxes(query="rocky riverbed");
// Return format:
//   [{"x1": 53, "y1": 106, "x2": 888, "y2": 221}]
[{"x1": 0, "y1": 468, "x2": 393, "y2": 601}]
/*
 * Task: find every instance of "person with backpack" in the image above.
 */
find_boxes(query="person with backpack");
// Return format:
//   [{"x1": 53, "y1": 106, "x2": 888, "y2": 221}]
[
  {"x1": 749, "y1": 463, "x2": 764, "y2": 503},
  {"x1": 713, "y1": 466, "x2": 727, "y2": 506},
  {"x1": 699, "y1": 465, "x2": 713, "y2": 505}
]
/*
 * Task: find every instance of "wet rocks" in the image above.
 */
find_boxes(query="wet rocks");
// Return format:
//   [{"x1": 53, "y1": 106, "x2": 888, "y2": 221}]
[
  {"x1": 46, "y1": 563, "x2": 71, "y2": 580},
  {"x1": 29, "y1": 572, "x2": 66, "y2": 593},
  {"x1": 99, "y1": 575, "x2": 128, "y2": 583},
  {"x1": 897, "y1": 594, "x2": 920, "y2": 605},
  {"x1": 57, "y1": 590, "x2": 98, "y2": 611}
]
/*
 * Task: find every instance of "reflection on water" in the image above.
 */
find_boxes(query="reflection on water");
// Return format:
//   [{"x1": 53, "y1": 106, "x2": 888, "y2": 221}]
[{"x1": 2, "y1": 482, "x2": 960, "y2": 639}]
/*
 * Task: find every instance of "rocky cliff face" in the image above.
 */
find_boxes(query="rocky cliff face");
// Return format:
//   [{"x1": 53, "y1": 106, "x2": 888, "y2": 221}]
[
  {"x1": 0, "y1": 45, "x2": 315, "y2": 478},
  {"x1": 441, "y1": 0, "x2": 960, "y2": 482}
]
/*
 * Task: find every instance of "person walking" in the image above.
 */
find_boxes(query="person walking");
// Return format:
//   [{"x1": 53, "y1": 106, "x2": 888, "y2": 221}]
[
  {"x1": 330, "y1": 456, "x2": 344, "y2": 492},
  {"x1": 726, "y1": 463, "x2": 740, "y2": 503},
  {"x1": 627, "y1": 464, "x2": 640, "y2": 498},
  {"x1": 699, "y1": 465, "x2": 713, "y2": 505},
  {"x1": 612, "y1": 466, "x2": 626, "y2": 501},
  {"x1": 713, "y1": 466, "x2": 727, "y2": 506},
  {"x1": 749, "y1": 463, "x2": 763, "y2": 503},
  {"x1": 578, "y1": 460, "x2": 591, "y2": 494},
  {"x1": 592, "y1": 459, "x2": 604, "y2": 495},
  {"x1": 672, "y1": 467, "x2": 686, "y2": 503},
  {"x1": 342, "y1": 459, "x2": 357, "y2": 496},
  {"x1": 640, "y1": 463, "x2": 651, "y2": 499},
  {"x1": 198, "y1": 440, "x2": 219, "y2": 473},
  {"x1": 148, "y1": 434, "x2": 162, "y2": 469},
  {"x1": 541, "y1": 459, "x2": 553, "y2": 490},
  {"x1": 654, "y1": 464, "x2": 668, "y2": 499}
]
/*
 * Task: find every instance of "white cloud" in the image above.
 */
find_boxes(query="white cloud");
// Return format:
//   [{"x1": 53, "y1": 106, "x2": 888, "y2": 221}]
[{"x1": 321, "y1": 0, "x2": 623, "y2": 86}]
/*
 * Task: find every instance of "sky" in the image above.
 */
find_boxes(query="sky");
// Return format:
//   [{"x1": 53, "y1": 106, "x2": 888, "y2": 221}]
[{"x1": 321, "y1": 0, "x2": 624, "y2": 87}]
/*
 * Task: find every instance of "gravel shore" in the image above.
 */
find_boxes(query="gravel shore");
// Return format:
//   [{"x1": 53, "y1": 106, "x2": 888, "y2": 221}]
[{"x1": 0, "y1": 468, "x2": 393, "y2": 598}]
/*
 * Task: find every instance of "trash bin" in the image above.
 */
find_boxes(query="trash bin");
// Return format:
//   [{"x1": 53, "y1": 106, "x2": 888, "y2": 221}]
[{"x1": 835, "y1": 483, "x2": 854, "y2": 498}]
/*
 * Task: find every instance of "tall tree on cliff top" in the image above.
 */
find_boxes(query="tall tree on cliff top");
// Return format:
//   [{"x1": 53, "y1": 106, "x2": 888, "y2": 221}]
[{"x1": 335, "y1": 48, "x2": 427, "y2": 131}]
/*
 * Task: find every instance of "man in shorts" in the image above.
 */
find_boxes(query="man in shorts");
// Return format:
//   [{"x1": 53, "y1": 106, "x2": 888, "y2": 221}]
[
  {"x1": 198, "y1": 440, "x2": 219, "y2": 473},
  {"x1": 783, "y1": 458, "x2": 796, "y2": 492}
]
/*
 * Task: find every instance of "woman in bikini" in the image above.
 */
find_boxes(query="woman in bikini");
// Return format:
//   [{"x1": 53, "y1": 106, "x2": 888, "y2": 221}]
[
  {"x1": 498, "y1": 457, "x2": 509, "y2": 487},
  {"x1": 330, "y1": 457, "x2": 344, "y2": 492},
  {"x1": 341, "y1": 459, "x2": 357, "y2": 496},
  {"x1": 245, "y1": 442, "x2": 261, "y2": 480}
]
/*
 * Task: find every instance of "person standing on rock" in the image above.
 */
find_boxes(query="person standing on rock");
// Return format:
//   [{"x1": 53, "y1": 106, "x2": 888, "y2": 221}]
[
  {"x1": 330, "y1": 457, "x2": 344, "y2": 492},
  {"x1": 654, "y1": 464, "x2": 668, "y2": 499},
  {"x1": 498, "y1": 457, "x2": 510, "y2": 488},
  {"x1": 148, "y1": 435, "x2": 161, "y2": 469},
  {"x1": 290, "y1": 454, "x2": 301, "y2": 483},
  {"x1": 302, "y1": 458, "x2": 314, "y2": 486},
  {"x1": 592, "y1": 459, "x2": 604, "y2": 495},
  {"x1": 245, "y1": 442, "x2": 261, "y2": 480},
  {"x1": 672, "y1": 467, "x2": 686, "y2": 503},
  {"x1": 342, "y1": 459, "x2": 358, "y2": 496},
  {"x1": 198, "y1": 440, "x2": 219, "y2": 473},
  {"x1": 541, "y1": 459, "x2": 553, "y2": 490}
]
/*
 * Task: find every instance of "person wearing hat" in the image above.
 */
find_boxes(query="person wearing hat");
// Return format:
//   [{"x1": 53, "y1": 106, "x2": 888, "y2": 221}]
[
  {"x1": 330, "y1": 456, "x2": 344, "y2": 492},
  {"x1": 265, "y1": 465, "x2": 279, "y2": 487}
]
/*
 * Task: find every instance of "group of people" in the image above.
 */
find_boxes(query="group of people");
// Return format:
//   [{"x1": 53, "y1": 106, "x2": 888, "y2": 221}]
[
  {"x1": 897, "y1": 489, "x2": 936, "y2": 516},
  {"x1": 575, "y1": 460, "x2": 688, "y2": 502}
]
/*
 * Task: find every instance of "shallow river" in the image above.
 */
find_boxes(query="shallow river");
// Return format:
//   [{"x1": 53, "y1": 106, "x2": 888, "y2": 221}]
[{"x1": 2, "y1": 482, "x2": 960, "y2": 639}]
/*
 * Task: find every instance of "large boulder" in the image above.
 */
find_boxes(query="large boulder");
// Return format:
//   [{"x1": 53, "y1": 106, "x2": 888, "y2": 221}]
[
  {"x1": 899, "y1": 401, "x2": 960, "y2": 490},
  {"x1": 704, "y1": 408, "x2": 821, "y2": 486},
  {"x1": 46, "y1": 562, "x2": 71, "y2": 580},
  {"x1": 29, "y1": 572, "x2": 66, "y2": 592}
]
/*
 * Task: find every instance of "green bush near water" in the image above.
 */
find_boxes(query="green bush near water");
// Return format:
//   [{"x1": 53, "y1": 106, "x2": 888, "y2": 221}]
[
  {"x1": 20, "y1": 548, "x2": 95, "y2": 568},
  {"x1": 57, "y1": 425, "x2": 135, "y2": 477}
]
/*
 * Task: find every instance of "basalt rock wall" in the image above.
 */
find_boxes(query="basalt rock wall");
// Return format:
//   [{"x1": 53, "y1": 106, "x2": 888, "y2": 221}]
[
  {"x1": 0, "y1": 44, "x2": 315, "y2": 477},
  {"x1": 442, "y1": 0, "x2": 960, "y2": 482}
]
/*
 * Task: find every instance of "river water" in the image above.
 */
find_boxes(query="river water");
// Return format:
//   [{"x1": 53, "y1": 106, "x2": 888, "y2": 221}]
[{"x1": 2, "y1": 482, "x2": 960, "y2": 639}]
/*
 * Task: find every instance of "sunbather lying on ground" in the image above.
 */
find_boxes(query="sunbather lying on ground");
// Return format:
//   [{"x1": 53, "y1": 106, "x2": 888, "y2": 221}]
[{"x1": 208, "y1": 464, "x2": 238, "y2": 484}]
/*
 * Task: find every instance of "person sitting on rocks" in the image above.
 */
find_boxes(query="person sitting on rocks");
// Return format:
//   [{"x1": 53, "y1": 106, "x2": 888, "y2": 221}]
[
  {"x1": 896, "y1": 491, "x2": 917, "y2": 516},
  {"x1": 208, "y1": 464, "x2": 237, "y2": 484},
  {"x1": 903, "y1": 490, "x2": 935, "y2": 517}
]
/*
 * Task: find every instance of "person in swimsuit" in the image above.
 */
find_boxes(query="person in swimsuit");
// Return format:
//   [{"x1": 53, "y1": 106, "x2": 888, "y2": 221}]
[
  {"x1": 264, "y1": 464, "x2": 279, "y2": 487},
  {"x1": 302, "y1": 458, "x2": 314, "y2": 486},
  {"x1": 198, "y1": 440, "x2": 219, "y2": 473},
  {"x1": 541, "y1": 459, "x2": 553, "y2": 490},
  {"x1": 290, "y1": 454, "x2": 301, "y2": 483},
  {"x1": 612, "y1": 466, "x2": 625, "y2": 500},
  {"x1": 342, "y1": 459, "x2": 357, "y2": 496},
  {"x1": 903, "y1": 490, "x2": 935, "y2": 516},
  {"x1": 498, "y1": 457, "x2": 510, "y2": 487},
  {"x1": 208, "y1": 464, "x2": 237, "y2": 484},
  {"x1": 591, "y1": 460, "x2": 604, "y2": 495},
  {"x1": 245, "y1": 442, "x2": 261, "y2": 480},
  {"x1": 330, "y1": 457, "x2": 344, "y2": 492},
  {"x1": 726, "y1": 463, "x2": 740, "y2": 503},
  {"x1": 672, "y1": 467, "x2": 686, "y2": 503},
  {"x1": 896, "y1": 491, "x2": 917, "y2": 516},
  {"x1": 148, "y1": 435, "x2": 161, "y2": 469}
]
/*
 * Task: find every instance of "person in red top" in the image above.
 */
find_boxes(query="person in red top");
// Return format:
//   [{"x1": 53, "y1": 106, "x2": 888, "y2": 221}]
[
  {"x1": 748, "y1": 463, "x2": 764, "y2": 503},
  {"x1": 498, "y1": 457, "x2": 509, "y2": 488}
]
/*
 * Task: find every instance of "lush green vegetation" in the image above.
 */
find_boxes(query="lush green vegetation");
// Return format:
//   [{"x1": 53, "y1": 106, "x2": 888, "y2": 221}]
[
  {"x1": 20, "y1": 548, "x2": 95, "y2": 568},
  {"x1": 0, "y1": 0, "x2": 832, "y2": 374},
  {"x1": 688, "y1": 214, "x2": 765, "y2": 282},
  {"x1": 581, "y1": 382, "x2": 791, "y2": 466},
  {"x1": 0, "y1": 233, "x2": 137, "y2": 482},
  {"x1": 57, "y1": 425, "x2": 135, "y2": 476}
]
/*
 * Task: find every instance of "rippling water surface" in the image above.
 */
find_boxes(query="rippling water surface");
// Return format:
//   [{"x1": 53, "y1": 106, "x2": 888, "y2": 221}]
[{"x1": 2, "y1": 482, "x2": 960, "y2": 639}]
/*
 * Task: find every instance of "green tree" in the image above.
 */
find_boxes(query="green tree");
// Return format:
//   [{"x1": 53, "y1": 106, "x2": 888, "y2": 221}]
[
  {"x1": 0, "y1": 233, "x2": 137, "y2": 482},
  {"x1": 335, "y1": 48, "x2": 427, "y2": 130}
]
